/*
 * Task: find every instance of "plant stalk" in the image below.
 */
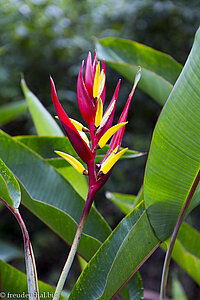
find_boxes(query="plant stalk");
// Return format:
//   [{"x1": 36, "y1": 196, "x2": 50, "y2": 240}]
[
  {"x1": 53, "y1": 186, "x2": 96, "y2": 300},
  {"x1": 160, "y1": 169, "x2": 200, "y2": 300},
  {"x1": 0, "y1": 198, "x2": 39, "y2": 300}
]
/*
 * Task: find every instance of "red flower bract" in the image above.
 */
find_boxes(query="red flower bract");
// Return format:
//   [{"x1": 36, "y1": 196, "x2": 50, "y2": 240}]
[
  {"x1": 50, "y1": 76, "x2": 93, "y2": 164},
  {"x1": 51, "y1": 52, "x2": 140, "y2": 185}
]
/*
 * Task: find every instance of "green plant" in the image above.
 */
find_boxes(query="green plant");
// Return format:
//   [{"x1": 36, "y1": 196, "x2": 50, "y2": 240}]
[{"x1": 0, "y1": 26, "x2": 200, "y2": 300}]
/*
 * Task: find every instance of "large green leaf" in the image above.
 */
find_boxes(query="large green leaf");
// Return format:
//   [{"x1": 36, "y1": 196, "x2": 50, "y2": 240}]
[
  {"x1": 21, "y1": 78, "x2": 63, "y2": 137},
  {"x1": 95, "y1": 38, "x2": 182, "y2": 105},
  {"x1": 0, "y1": 100, "x2": 28, "y2": 126},
  {"x1": 105, "y1": 191, "x2": 200, "y2": 285},
  {"x1": 69, "y1": 201, "x2": 160, "y2": 300},
  {"x1": 0, "y1": 130, "x2": 111, "y2": 261},
  {"x1": 0, "y1": 260, "x2": 65, "y2": 300},
  {"x1": 144, "y1": 27, "x2": 200, "y2": 241}
]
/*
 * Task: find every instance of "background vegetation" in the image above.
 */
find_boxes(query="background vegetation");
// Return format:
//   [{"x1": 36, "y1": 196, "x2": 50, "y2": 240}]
[{"x1": 0, "y1": 0, "x2": 200, "y2": 298}]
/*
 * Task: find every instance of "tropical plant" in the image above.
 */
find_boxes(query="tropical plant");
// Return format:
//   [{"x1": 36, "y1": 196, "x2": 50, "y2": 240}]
[{"x1": 0, "y1": 25, "x2": 200, "y2": 300}]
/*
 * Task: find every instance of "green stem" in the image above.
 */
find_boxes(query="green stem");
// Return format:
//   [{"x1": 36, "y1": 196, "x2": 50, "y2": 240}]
[
  {"x1": 53, "y1": 187, "x2": 96, "y2": 300},
  {"x1": 160, "y1": 169, "x2": 200, "y2": 300}
]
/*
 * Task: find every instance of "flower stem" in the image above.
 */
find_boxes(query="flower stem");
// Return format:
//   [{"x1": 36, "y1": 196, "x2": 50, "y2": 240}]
[
  {"x1": 53, "y1": 187, "x2": 96, "y2": 300},
  {"x1": 160, "y1": 169, "x2": 200, "y2": 300}
]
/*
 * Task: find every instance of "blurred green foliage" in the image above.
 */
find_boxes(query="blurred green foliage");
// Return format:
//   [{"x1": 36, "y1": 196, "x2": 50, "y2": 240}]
[{"x1": 0, "y1": 0, "x2": 199, "y2": 108}]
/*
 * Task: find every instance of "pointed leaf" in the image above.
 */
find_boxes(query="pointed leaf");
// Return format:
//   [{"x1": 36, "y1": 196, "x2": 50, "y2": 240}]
[{"x1": 21, "y1": 78, "x2": 63, "y2": 136}]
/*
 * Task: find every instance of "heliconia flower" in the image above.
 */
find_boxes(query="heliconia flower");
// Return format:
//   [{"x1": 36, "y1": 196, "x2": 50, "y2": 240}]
[
  {"x1": 51, "y1": 52, "x2": 141, "y2": 190},
  {"x1": 50, "y1": 53, "x2": 141, "y2": 296},
  {"x1": 50, "y1": 76, "x2": 93, "y2": 164}
]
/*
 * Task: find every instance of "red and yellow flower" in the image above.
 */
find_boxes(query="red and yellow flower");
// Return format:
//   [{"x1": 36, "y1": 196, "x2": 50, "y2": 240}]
[{"x1": 50, "y1": 51, "x2": 141, "y2": 191}]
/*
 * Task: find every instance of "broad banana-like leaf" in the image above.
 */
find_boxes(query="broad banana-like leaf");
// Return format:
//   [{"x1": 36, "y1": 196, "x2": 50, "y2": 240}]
[
  {"x1": 106, "y1": 191, "x2": 200, "y2": 285},
  {"x1": 144, "y1": 27, "x2": 200, "y2": 241}
]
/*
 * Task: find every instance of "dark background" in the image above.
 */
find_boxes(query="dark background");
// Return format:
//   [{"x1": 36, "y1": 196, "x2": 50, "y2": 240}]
[{"x1": 0, "y1": 0, "x2": 200, "y2": 298}]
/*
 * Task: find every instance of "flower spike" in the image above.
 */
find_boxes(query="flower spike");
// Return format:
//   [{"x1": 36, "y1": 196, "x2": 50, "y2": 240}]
[
  {"x1": 55, "y1": 151, "x2": 88, "y2": 175},
  {"x1": 50, "y1": 54, "x2": 141, "y2": 298},
  {"x1": 96, "y1": 122, "x2": 128, "y2": 149}
]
